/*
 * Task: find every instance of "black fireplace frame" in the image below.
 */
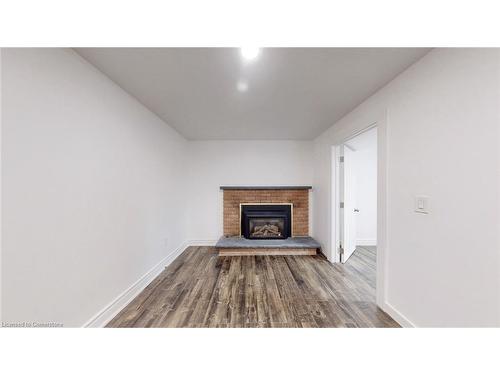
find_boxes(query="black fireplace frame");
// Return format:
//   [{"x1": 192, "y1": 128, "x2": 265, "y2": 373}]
[{"x1": 240, "y1": 204, "x2": 292, "y2": 240}]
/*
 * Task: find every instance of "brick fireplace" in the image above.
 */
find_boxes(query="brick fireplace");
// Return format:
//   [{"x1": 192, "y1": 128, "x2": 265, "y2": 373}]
[
  {"x1": 216, "y1": 186, "x2": 319, "y2": 255},
  {"x1": 222, "y1": 186, "x2": 310, "y2": 237}
]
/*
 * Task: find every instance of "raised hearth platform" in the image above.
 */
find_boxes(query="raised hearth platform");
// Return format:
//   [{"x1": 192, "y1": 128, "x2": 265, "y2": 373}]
[{"x1": 215, "y1": 236, "x2": 321, "y2": 256}]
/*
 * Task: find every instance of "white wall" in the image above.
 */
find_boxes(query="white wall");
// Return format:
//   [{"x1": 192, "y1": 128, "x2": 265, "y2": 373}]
[
  {"x1": 313, "y1": 48, "x2": 500, "y2": 327},
  {"x1": 186, "y1": 140, "x2": 314, "y2": 241},
  {"x1": 1, "y1": 49, "x2": 188, "y2": 327},
  {"x1": 345, "y1": 127, "x2": 377, "y2": 245}
]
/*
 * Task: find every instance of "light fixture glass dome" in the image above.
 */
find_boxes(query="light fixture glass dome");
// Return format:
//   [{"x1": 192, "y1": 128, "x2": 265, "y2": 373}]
[
  {"x1": 237, "y1": 81, "x2": 248, "y2": 92},
  {"x1": 240, "y1": 47, "x2": 261, "y2": 61}
]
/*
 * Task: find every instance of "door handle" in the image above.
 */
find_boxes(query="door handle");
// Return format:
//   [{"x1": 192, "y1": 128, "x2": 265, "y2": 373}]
[{"x1": 354, "y1": 209, "x2": 360, "y2": 212}]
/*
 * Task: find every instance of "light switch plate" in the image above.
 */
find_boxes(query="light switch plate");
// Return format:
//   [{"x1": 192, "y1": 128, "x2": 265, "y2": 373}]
[{"x1": 415, "y1": 196, "x2": 429, "y2": 214}]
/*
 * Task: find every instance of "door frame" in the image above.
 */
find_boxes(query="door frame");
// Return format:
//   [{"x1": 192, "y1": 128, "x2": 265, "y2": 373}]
[{"x1": 330, "y1": 115, "x2": 387, "y2": 306}]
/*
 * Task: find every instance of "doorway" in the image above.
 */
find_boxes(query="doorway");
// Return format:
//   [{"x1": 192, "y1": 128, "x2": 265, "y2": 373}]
[
  {"x1": 331, "y1": 116, "x2": 388, "y2": 308},
  {"x1": 336, "y1": 127, "x2": 378, "y2": 263}
]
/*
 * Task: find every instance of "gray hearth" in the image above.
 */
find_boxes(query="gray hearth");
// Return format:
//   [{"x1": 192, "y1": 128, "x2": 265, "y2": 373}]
[{"x1": 215, "y1": 236, "x2": 321, "y2": 249}]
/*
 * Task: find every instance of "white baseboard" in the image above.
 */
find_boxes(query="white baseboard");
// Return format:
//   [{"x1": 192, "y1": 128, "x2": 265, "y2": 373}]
[
  {"x1": 83, "y1": 240, "x2": 189, "y2": 328},
  {"x1": 356, "y1": 238, "x2": 377, "y2": 246},
  {"x1": 185, "y1": 239, "x2": 218, "y2": 246},
  {"x1": 380, "y1": 301, "x2": 416, "y2": 328}
]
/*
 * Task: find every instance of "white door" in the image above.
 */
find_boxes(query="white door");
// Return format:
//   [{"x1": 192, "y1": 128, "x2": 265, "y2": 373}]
[{"x1": 342, "y1": 145, "x2": 358, "y2": 263}]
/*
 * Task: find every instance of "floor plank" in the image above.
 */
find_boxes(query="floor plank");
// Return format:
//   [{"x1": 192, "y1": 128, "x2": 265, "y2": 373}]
[{"x1": 106, "y1": 246, "x2": 399, "y2": 328}]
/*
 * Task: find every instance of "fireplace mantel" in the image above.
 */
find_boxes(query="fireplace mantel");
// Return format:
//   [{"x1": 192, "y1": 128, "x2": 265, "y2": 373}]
[{"x1": 220, "y1": 186, "x2": 312, "y2": 190}]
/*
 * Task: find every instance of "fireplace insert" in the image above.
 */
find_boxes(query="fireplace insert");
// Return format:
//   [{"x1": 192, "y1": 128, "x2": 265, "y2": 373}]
[{"x1": 240, "y1": 204, "x2": 292, "y2": 239}]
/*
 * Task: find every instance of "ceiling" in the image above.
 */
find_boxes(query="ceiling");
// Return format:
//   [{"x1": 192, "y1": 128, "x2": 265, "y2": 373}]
[{"x1": 75, "y1": 48, "x2": 430, "y2": 140}]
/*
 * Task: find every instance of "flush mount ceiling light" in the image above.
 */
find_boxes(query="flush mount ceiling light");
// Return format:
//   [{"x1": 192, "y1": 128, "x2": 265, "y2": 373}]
[
  {"x1": 237, "y1": 81, "x2": 248, "y2": 92},
  {"x1": 240, "y1": 47, "x2": 261, "y2": 61}
]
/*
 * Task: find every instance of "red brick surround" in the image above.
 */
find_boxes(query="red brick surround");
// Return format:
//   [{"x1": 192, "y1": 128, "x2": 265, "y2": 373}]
[{"x1": 223, "y1": 189, "x2": 309, "y2": 237}]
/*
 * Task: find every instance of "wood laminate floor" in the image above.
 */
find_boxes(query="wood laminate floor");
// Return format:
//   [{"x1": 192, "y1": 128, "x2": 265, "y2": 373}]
[{"x1": 107, "y1": 246, "x2": 399, "y2": 328}]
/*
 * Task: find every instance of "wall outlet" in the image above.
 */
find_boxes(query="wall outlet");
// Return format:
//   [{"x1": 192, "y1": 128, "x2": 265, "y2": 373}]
[{"x1": 415, "y1": 196, "x2": 429, "y2": 214}]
